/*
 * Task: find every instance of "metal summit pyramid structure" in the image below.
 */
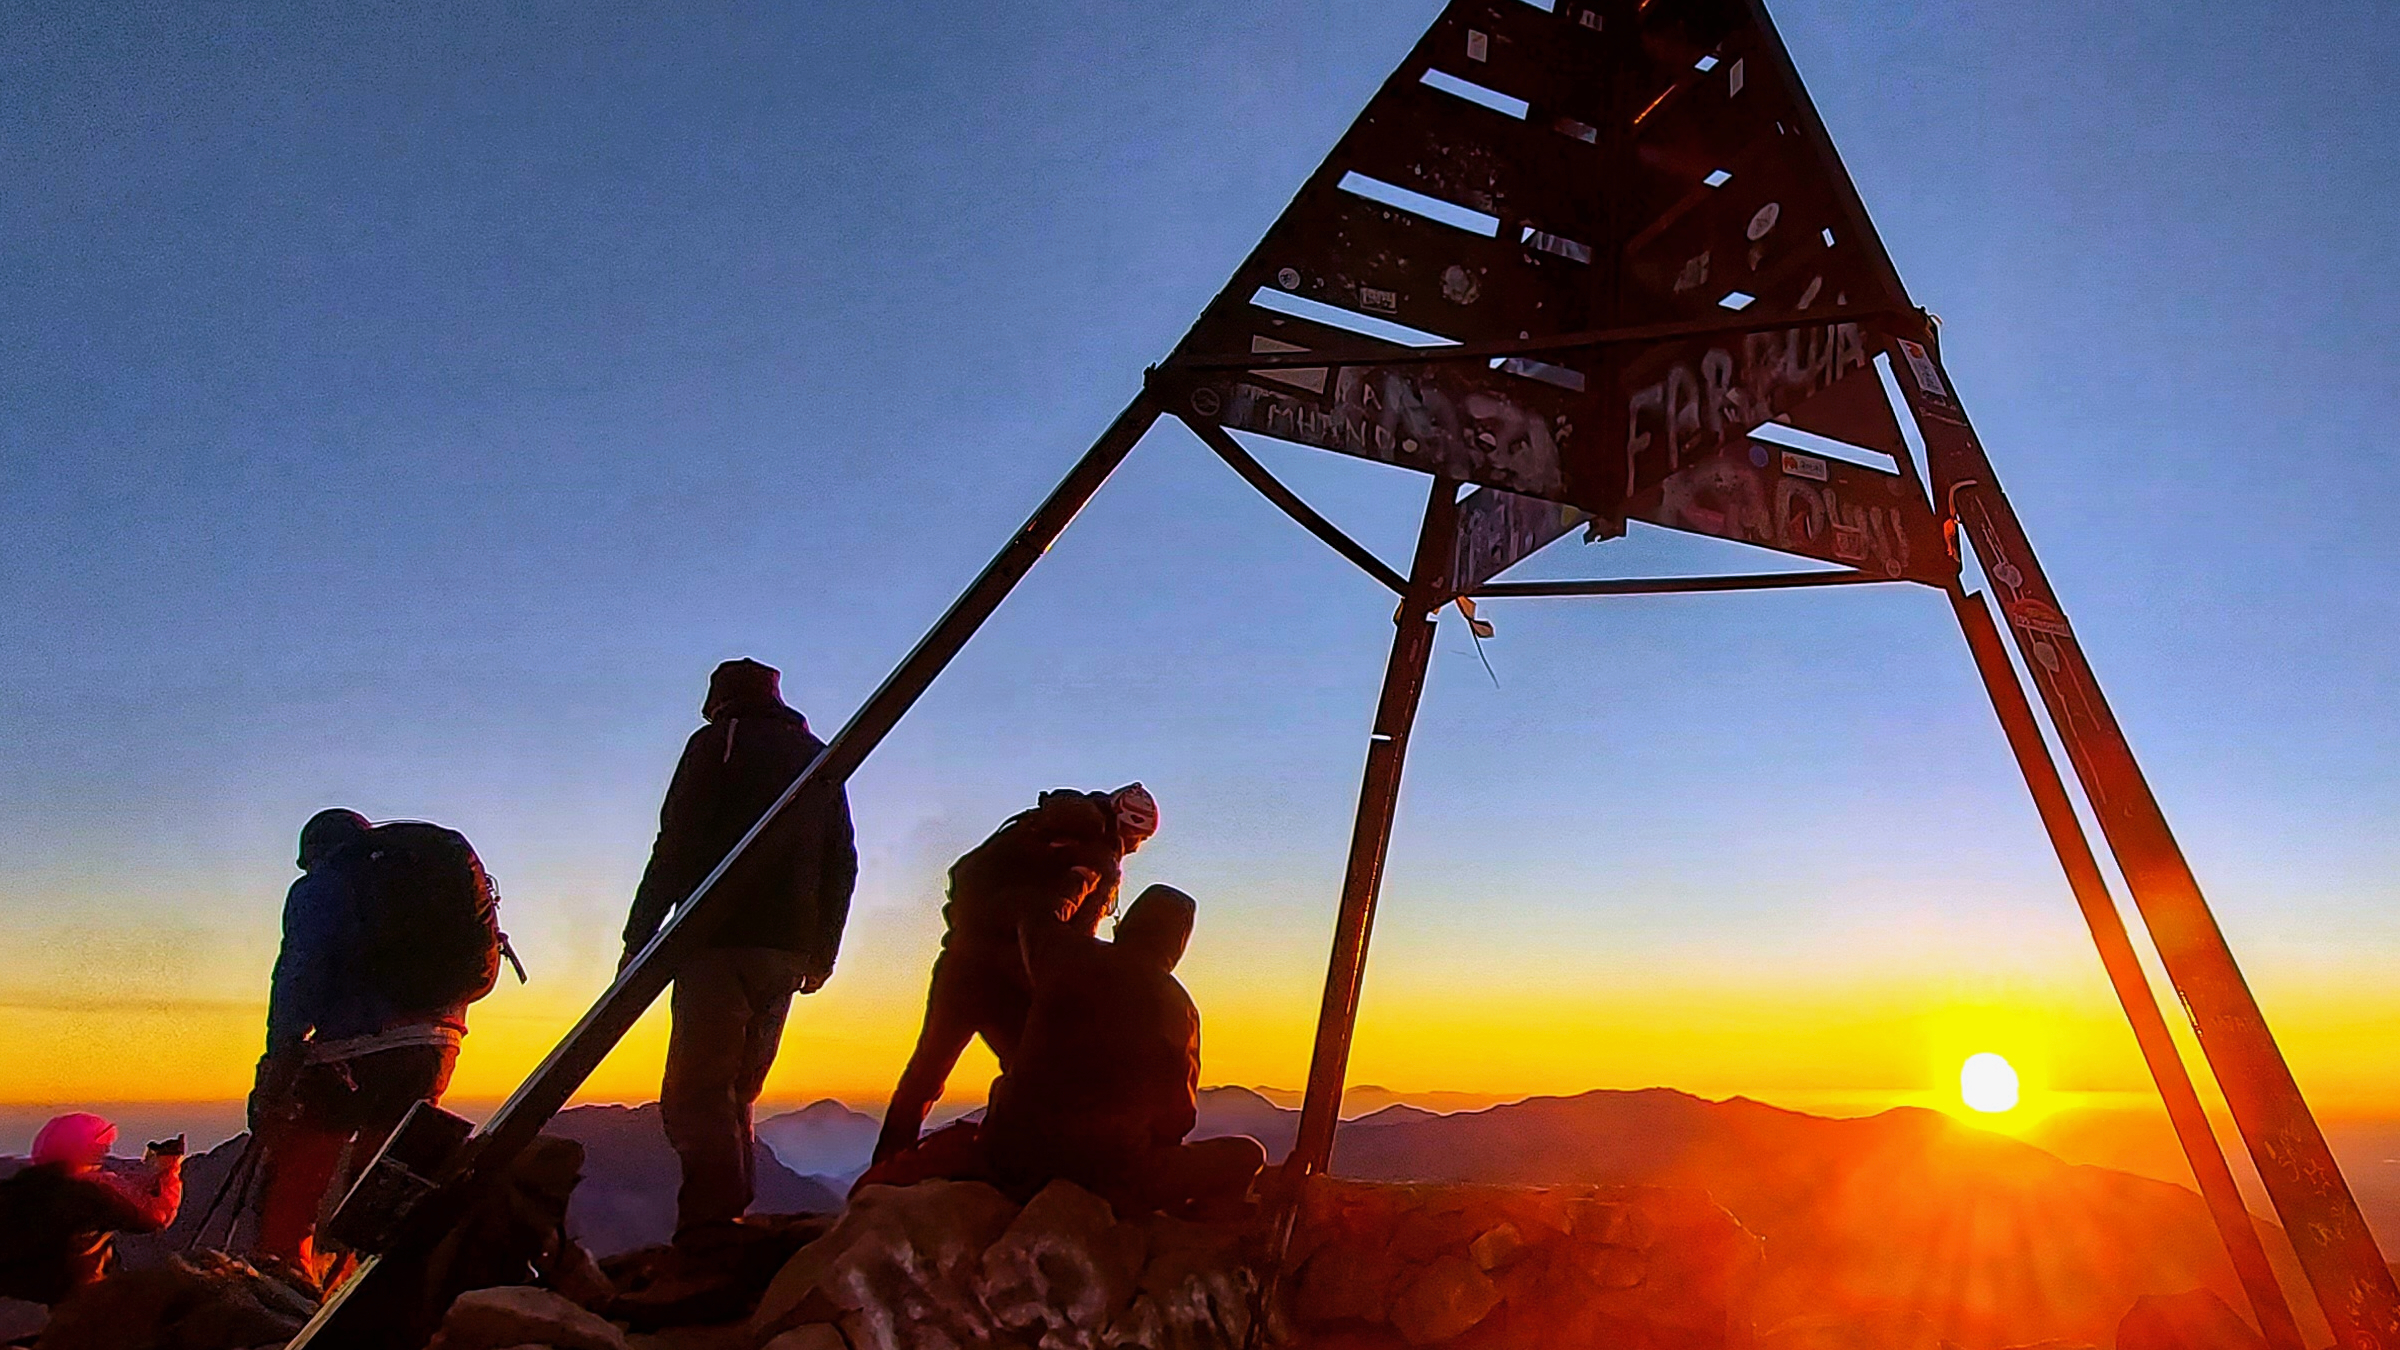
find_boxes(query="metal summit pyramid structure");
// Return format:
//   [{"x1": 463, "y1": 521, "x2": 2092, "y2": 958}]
[{"x1": 294, "y1": 4, "x2": 2399, "y2": 1346}]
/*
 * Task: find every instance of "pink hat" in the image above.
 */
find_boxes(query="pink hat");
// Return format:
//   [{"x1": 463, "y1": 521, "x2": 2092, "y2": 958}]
[{"x1": 30, "y1": 1112, "x2": 116, "y2": 1169}]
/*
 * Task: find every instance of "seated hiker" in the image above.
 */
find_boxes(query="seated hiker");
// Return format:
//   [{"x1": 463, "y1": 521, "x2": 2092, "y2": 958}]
[
  {"x1": 250, "y1": 807, "x2": 516, "y2": 1279},
  {"x1": 871, "y1": 783, "x2": 1159, "y2": 1166},
  {"x1": 978, "y1": 884, "x2": 1266, "y2": 1216},
  {"x1": 0, "y1": 1113, "x2": 184, "y2": 1305}
]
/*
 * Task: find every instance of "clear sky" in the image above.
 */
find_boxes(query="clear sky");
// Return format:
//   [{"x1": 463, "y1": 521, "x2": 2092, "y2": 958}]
[{"x1": 2, "y1": 0, "x2": 2395, "y2": 1128}]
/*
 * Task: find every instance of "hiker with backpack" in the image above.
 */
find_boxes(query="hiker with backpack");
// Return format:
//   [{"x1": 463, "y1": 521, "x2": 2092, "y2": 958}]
[
  {"x1": 620, "y1": 658, "x2": 858, "y2": 1243},
  {"x1": 0, "y1": 1113, "x2": 183, "y2": 1305},
  {"x1": 869, "y1": 782, "x2": 1159, "y2": 1166},
  {"x1": 250, "y1": 807, "x2": 516, "y2": 1278}
]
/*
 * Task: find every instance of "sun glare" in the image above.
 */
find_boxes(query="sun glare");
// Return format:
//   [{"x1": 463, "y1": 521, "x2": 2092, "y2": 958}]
[{"x1": 1960, "y1": 1052, "x2": 2021, "y2": 1113}]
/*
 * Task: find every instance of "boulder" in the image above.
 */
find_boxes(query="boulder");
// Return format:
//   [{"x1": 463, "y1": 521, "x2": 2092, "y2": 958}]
[
  {"x1": 1288, "y1": 1178, "x2": 1759, "y2": 1350},
  {"x1": 1466, "y1": 1225, "x2": 1525, "y2": 1274},
  {"x1": 1110, "y1": 1214, "x2": 1255, "y2": 1350},
  {"x1": 0, "y1": 1298, "x2": 44, "y2": 1345},
  {"x1": 1296, "y1": 1232, "x2": 1406, "y2": 1327},
  {"x1": 2116, "y1": 1290, "x2": 2266, "y2": 1350},
  {"x1": 1389, "y1": 1255, "x2": 1502, "y2": 1345},
  {"x1": 749, "y1": 1179, "x2": 1019, "y2": 1350},
  {"x1": 35, "y1": 1252, "x2": 311, "y2": 1350},
  {"x1": 733, "y1": 1173, "x2": 1752, "y2": 1350},
  {"x1": 975, "y1": 1181, "x2": 1144, "y2": 1350},
  {"x1": 429, "y1": 1285, "x2": 630, "y2": 1350}
]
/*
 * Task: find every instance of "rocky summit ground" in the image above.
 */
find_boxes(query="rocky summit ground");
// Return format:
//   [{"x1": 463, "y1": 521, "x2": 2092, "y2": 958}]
[{"x1": 0, "y1": 1091, "x2": 2337, "y2": 1350}]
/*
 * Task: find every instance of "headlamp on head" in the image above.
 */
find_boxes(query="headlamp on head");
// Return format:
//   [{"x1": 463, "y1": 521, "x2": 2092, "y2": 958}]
[{"x1": 1109, "y1": 782, "x2": 1158, "y2": 846}]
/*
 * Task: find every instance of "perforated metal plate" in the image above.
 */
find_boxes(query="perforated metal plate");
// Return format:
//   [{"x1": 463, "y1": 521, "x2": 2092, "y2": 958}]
[{"x1": 1160, "y1": 0, "x2": 1948, "y2": 584}]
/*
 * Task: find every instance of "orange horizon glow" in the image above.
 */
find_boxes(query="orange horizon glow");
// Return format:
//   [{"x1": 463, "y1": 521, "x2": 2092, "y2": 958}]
[{"x1": 6, "y1": 951, "x2": 2396, "y2": 1126}]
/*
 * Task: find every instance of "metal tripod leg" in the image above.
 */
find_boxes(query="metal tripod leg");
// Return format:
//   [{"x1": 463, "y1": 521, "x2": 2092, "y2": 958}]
[
  {"x1": 1290, "y1": 475, "x2": 1461, "y2": 1178},
  {"x1": 287, "y1": 391, "x2": 1163, "y2": 1348},
  {"x1": 1952, "y1": 585, "x2": 2305, "y2": 1350},
  {"x1": 1896, "y1": 336, "x2": 2399, "y2": 1350}
]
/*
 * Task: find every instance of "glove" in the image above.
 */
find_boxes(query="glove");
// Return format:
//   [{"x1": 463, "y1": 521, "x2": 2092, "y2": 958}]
[
  {"x1": 249, "y1": 1050, "x2": 305, "y2": 1134},
  {"x1": 144, "y1": 1135, "x2": 187, "y2": 1173}
]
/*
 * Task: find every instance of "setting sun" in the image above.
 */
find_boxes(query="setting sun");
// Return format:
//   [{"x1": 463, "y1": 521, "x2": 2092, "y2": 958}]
[{"x1": 1961, "y1": 1052, "x2": 2022, "y2": 1113}]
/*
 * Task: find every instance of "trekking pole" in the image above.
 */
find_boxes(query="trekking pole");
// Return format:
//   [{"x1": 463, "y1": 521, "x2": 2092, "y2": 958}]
[{"x1": 183, "y1": 1135, "x2": 258, "y2": 1253}]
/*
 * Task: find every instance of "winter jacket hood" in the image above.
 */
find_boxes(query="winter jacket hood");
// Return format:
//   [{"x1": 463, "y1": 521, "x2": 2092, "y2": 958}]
[{"x1": 623, "y1": 698, "x2": 858, "y2": 966}]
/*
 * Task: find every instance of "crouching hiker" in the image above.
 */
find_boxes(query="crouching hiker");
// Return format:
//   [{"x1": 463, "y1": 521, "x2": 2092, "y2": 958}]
[
  {"x1": 871, "y1": 783, "x2": 1159, "y2": 1167},
  {"x1": 0, "y1": 1113, "x2": 183, "y2": 1304},
  {"x1": 621, "y1": 658, "x2": 858, "y2": 1244},
  {"x1": 981, "y1": 885, "x2": 1265, "y2": 1217},
  {"x1": 250, "y1": 808, "x2": 518, "y2": 1281}
]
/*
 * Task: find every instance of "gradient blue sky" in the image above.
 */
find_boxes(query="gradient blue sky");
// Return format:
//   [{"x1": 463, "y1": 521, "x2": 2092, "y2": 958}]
[{"x1": 2, "y1": 1, "x2": 2395, "y2": 1113}]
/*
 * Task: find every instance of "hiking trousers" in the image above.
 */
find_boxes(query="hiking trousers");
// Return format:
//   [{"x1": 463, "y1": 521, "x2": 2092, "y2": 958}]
[
  {"x1": 660, "y1": 946, "x2": 804, "y2": 1236},
  {"x1": 872, "y1": 945, "x2": 1029, "y2": 1165},
  {"x1": 254, "y1": 1043, "x2": 455, "y2": 1270}
]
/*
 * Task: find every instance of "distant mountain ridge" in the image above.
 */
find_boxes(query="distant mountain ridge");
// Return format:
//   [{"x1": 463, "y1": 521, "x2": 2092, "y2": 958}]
[
  {"x1": 755, "y1": 1098, "x2": 879, "y2": 1190},
  {"x1": 544, "y1": 1102, "x2": 840, "y2": 1255},
  {"x1": 1319, "y1": 1087, "x2": 2317, "y2": 1349}
]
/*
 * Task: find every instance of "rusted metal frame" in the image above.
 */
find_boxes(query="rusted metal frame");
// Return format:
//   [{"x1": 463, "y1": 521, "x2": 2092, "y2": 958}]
[
  {"x1": 1161, "y1": 3, "x2": 1480, "y2": 370},
  {"x1": 1174, "y1": 410, "x2": 1408, "y2": 595},
  {"x1": 1949, "y1": 585, "x2": 2307, "y2": 1350},
  {"x1": 1735, "y1": 0, "x2": 1913, "y2": 312},
  {"x1": 1473, "y1": 568, "x2": 1888, "y2": 598},
  {"x1": 1289, "y1": 474, "x2": 1463, "y2": 1178},
  {"x1": 1170, "y1": 301, "x2": 1902, "y2": 374},
  {"x1": 1896, "y1": 346, "x2": 2400, "y2": 1350},
  {"x1": 288, "y1": 391, "x2": 1167, "y2": 1348}
]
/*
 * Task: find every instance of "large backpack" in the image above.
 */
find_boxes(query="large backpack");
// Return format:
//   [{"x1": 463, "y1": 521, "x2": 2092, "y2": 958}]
[
  {"x1": 0, "y1": 1167, "x2": 82, "y2": 1303},
  {"x1": 352, "y1": 822, "x2": 514, "y2": 1015}
]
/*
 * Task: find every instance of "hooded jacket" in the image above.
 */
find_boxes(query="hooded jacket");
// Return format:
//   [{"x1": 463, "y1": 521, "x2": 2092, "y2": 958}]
[
  {"x1": 981, "y1": 912, "x2": 1202, "y2": 1179},
  {"x1": 623, "y1": 696, "x2": 858, "y2": 964}
]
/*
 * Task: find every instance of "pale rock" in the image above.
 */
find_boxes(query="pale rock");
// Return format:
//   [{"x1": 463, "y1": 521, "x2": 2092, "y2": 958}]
[
  {"x1": 1117, "y1": 1216, "x2": 1253, "y2": 1350},
  {"x1": 1468, "y1": 1223, "x2": 1526, "y2": 1272},
  {"x1": 431, "y1": 1285, "x2": 630, "y2": 1350},
  {"x1": 751, "y1": 1206, "x2": 876, "y2": 1339},
  {"x1": 1389, "y1": 1253, "x2": 1502, "y2": 1345},
  {"x1": 751, "y1": 1180, "x2": 1020, "y2": 1350},
  {"x1": 975, "y1": 1181, "x2": 1143, "y2": 1350},
  {"x1": 751, "y1": 1181, "x2": 1015, "y2": 1343}
]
